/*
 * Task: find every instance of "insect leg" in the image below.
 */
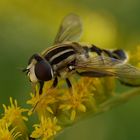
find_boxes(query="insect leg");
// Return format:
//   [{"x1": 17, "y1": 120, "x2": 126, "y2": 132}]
[
  {"x1": 39, "y1": 81, "x2": 44, "y2": 94},
  {"x1": 32, "y1": 78, "x2": 58, "y2": 113},
  {"x1": 51, "y1": 77, "x2": 58, "y2": 88},
  {"x1": 66, "y1": 78, "x2": 72, "y2": 88},
  {"x1": 39, "y1": 77, "x2": 58, "y2": 94}
]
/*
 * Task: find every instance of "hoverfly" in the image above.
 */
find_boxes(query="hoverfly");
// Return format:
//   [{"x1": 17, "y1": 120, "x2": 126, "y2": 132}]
[{"x1": 23, "y1": 13, "x2": 140, "y2": 95}]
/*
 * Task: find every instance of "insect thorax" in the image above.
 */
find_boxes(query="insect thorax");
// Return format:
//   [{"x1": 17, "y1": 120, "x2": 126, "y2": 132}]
[{"x1": 42, "y1": 43, "x2": 84, "y2": 77}]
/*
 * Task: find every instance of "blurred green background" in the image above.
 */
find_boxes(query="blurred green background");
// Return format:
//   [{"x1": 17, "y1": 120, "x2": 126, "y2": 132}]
[{"x1": 0, "y1": 0, "x2": 140, "y2": 139}]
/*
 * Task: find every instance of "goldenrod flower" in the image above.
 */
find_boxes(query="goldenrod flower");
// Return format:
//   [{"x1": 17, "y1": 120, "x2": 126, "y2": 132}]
[
  {"x1": 0, "y1": 121, "x2": 21, "y2": 140},
  {"x1": 59, "y1": 77, "x2": 94, "y2": 121},
  {"x1": 27, "y1": 82, "x2": 59, "y2": 117},
  {"x1": 31, "y1": 117, "x2": 61, "y2": 140},
  {"x1": 2, "y1": 97, "x2": 28, "y2": 123},
  {"x1": 2, "y1": 97, "x2": 28, "y2": 138}
]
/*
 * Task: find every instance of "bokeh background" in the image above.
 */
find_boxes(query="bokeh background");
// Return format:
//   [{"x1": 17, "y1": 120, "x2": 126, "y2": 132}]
[{"x1": 0, "y1": 0, "x2": 140, "y2": 140}]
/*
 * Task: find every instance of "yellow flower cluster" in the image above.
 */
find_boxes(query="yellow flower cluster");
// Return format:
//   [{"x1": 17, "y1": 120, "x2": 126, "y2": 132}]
[
  {"x1": 27, "y1": 77, "x2": 114, "y2": 139},
  {"x1": 31, "y1": 117, "x2": 61, "y2": 140},
  {"x1": 59, "y1": 78, "x2": 95, "y2": 121},
  {"x1": 0, "y1": 97, "x2": 28, "y2": 140},
  {"x1": 3, "y1": 97, "x2": 28, "y2": 123},
  {"x1": 0, "y1": 76, "x2": 115, "y2": 140},
  {"x1": 0, "y1": 122, "x2": 21, "y2": 140},
  {"x1": 27, "y1": 82, "x2": 58, "y2": 117}
]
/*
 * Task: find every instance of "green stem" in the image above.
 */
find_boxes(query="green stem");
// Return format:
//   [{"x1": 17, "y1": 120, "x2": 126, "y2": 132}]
[
  {"x1": 74, "y1": 88, "x2": 140, "y2": 124},
  {"x1": 98, "y1": 88, "x2": 140, "y2": 114}
]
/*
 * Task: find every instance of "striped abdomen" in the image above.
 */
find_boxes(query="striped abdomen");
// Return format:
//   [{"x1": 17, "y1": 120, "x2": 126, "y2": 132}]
[{"x1": 89, "y1": 45, "x2": 127, "y2": 62}]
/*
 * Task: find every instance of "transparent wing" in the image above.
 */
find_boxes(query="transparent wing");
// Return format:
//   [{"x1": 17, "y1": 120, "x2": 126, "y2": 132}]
[
  {"x1": 75, "y1": 55, "x2": 140, "y2": 86},
  {"x1": 54, "y1": 13, "x2": 83, "y2": 44}
]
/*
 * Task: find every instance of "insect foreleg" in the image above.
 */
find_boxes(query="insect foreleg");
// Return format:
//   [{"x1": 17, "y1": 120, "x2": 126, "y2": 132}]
[
  {"x1": 39, "y1": 77, "x2": 58, "y2": 94},
  {"x1": 39, "y1": 81, "x2": 44, "y2": 94}
]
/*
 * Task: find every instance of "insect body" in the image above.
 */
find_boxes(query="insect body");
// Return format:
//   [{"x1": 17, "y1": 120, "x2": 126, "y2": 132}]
[{"x1": 23, "y1": 14, "x2": 140, "y2": 94}]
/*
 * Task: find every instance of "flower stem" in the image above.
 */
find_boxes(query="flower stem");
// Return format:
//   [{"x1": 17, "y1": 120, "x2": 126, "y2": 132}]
[
  {"x1": 98, "y1": 88, "x2": 140, "y2": 114},
  {"x1": 75, "y1": 88, "x2": 140, "y2": 124}
]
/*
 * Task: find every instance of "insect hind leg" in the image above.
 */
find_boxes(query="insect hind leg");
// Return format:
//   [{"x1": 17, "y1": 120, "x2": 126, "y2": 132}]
[
  {"x1": 51, "y1": 77, "x2": 58, "y2": 88},
  {"x1": 66, "y1": 78, "x2": 72, "y2": 88}
]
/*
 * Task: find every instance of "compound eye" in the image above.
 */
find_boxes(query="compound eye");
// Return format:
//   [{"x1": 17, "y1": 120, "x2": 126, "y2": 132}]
[{"x1": 35, "y1": 60, "x2": 53, "y2": 81}]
